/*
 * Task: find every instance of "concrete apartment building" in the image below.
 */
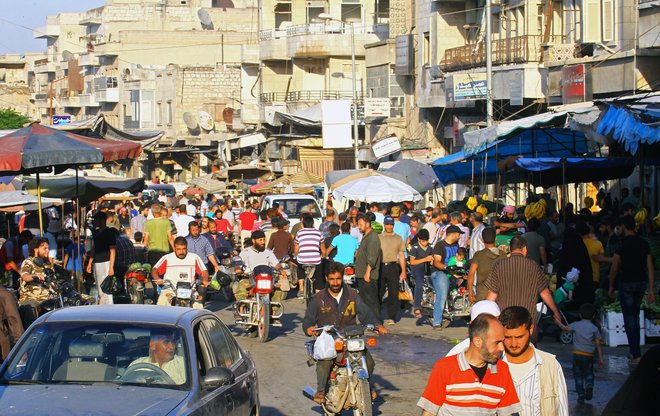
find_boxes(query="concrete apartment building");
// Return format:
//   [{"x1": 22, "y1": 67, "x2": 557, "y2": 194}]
[{"x1": 28, "y1": 0, "x2": 258, "y2": 181}]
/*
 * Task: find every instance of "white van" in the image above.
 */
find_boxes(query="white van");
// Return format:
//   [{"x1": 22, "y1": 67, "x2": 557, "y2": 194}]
[{"x1": 260, "y1": 194, "x2": 323, "y2": 228}]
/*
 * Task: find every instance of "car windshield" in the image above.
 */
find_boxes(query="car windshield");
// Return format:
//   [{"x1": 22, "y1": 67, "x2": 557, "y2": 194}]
[
  {"x1": 274, "y1": 199, "x2": 321, "y2": 218},
  {"x1": 0, "y1": 322, "x2": 189, "y2": 389}
]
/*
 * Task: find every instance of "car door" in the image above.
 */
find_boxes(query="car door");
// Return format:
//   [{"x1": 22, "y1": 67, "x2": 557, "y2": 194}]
[
  {"x1": 200, "y1": 318, "x2": 254, "y2": 416},
  {"x1": 189, "y1": 320, "x2": 230, "y2": 416}
]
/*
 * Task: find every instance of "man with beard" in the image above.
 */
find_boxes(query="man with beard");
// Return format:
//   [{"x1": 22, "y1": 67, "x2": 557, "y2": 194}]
[
  {"x1": 151, "y1": 237, "x2": 209, "y2": 309},
  {"x1": 354, "y1": 213, "x2": 382, "y2": 318},
  {"x1": 500, "y1": 306, "x2": 568, "y2": 416},
  {"x1": 302, "y1": 261, "x2": 387, "y2": 404},
  {"x1": 418, "y1": 313, "x2": 522, "y2": 416}
]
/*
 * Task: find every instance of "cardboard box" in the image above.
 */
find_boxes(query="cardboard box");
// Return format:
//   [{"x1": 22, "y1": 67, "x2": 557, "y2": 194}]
[
  {"x1": 601, "y1": 311, "x2": 645, "y2": 330},
  {"x1": 645, "y1": 318, "x2": 660, "y2": 338},
  {"x1": 601, "y1": 327, "x2": 646, "y2": 347}
]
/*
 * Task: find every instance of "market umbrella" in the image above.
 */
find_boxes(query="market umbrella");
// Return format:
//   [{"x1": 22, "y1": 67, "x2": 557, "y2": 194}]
[
  {"x1": 0, "y1": 190, "x2": 62, "y2": 212},
  {"x1": 0, "y1": 123, "x2": 142, "y2": 233},
  {"x1": 23, "y1": 174, "x2": 144, "y2": 205},
  {"x1": 332, "y1": 175, "x2": 422, "y2": 203},
  {"x1": 379, "y1": 159, "x2": 439, "y2": 193}
]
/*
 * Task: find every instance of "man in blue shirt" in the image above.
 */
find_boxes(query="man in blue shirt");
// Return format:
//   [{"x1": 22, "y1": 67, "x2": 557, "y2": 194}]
[
  {"x1": 326, "y1": 222, "x2": 359, "y2": 265},
  {"x1": 390, "y1": 206, "x2": 411, "y2": 251}
]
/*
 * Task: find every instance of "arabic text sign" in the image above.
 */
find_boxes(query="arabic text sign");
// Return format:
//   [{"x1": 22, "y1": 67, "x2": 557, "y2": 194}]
[{"x1": 453, "y1": 73, "x2": 487, "y2": 101}]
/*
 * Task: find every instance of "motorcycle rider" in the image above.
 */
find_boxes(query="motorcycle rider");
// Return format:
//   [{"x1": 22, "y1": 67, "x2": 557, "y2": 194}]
[
  {"x1": 151, "y1": 237, "x2": 209, "y2": 308},
  {"x1": 237, "y1": 230, "x2": 286, "y2": 324},
  {"x1": 19, "y1": 237, "x2": 53, "y2": 317},
  {"x1": 302, "y1": 261, "x2": 388, "y2": 404}
]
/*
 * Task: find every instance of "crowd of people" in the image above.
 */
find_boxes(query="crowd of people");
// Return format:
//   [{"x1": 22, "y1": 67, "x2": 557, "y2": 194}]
[{"x1": 0, "y1": 185, "x2": 657, "y2": 415}]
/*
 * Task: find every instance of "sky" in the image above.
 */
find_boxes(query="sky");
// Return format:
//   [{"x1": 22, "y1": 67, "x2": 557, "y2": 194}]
[{"x1": 0, "y1": 0, "x2": 105, "y2": 54}]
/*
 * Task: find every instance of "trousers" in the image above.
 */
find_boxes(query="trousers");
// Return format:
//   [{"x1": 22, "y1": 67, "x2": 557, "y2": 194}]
[
  {"x1": 0, "y1": 288, "x2": 24, "y2": 360},
  {"x1": 430, "y1": 271, "x2": 450, "y2": 326},
  {"x1": 572, "y1": 354, "x2": 594, "y2": 398},
  {"x1": 93, "y1": 261, "x2": 114, "y2": 305},
  {"x1": 316, "y1": 350, "x2": 375, "y2": 392},
  {"x1": 618, "y1": 281, "x2": 646, "y2": 359},
  {"x1": 357, "y1": 278, "x2": 380, "y2": 319},
  {"x1": 380, "y1": 263, "x2": 401, "y2": 321}
]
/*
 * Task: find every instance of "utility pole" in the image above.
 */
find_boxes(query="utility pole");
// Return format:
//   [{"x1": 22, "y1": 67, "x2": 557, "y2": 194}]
[{"x1": 485, "y1": 0, "x2": 493, "y2": 127}]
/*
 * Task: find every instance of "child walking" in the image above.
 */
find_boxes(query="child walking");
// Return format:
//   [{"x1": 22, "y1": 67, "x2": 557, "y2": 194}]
[{"x1": 557, "y1": 303, "x2": 603, "y2": 403}]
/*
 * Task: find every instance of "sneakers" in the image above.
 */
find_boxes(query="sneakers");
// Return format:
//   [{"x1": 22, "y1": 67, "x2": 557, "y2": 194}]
[
  {"x1": 383, "y1": 319, "x2": 395, "y2": 326},
  {"x1": 585, "y1": 385, "x2": 593, "y2": 401}
]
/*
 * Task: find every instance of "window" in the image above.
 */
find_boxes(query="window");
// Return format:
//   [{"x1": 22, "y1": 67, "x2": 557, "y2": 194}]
[
  {"x1": 375, "y1": 0, "x2": 390, "y2": 24},
  {"x1": 341, "y1": 0, "x2": 361, "y2": 24},
  {"x1": 201, "y1": 319, "x2": 240, "y2": 368},
  {"x1": 166, "y1": 101, "x2": 173, "y2": 125},
  {"x1": 274, "y1": 1, "x2": 292, "y2": 28},
  {"x1": 156, "y1": 102, "x2": 162, "y2": 125},
  {"x1": 306, "y1": 1, "x2": 326, "y2": 24},
  {"x1": 124, "y1": 90, "x2": 155, "y2": 129},
  {"x1": 423, "y1": 32, "x2": 430, "y2": 66},
  {"x1": 601, "y1": 0, "x2": 614, "y2": 42}
]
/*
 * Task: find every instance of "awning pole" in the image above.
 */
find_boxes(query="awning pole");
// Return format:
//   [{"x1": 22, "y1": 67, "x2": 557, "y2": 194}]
[
  {"x1": 562, "y1": 159, "x2": 567, "y2": 216},
  {"x1": 37, "y1": 172, "x2": 44, "y2": 235}
]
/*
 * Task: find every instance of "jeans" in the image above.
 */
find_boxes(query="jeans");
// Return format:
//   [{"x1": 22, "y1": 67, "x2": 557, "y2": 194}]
[
  {"x1": 618, "y1": 281, "x2": 646, "y2": 358},
  {"x1": 572, "y1": 354, "x2": 594, "y2": 398},
  {"x1": 431, "y1": 271, "x2": 450, "y2": 326},
  {"x1": 411, "y1": 267, "x2": 425, "y2": 310}
]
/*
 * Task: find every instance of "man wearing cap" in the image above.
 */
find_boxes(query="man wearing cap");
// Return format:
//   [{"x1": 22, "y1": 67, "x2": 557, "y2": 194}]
[
  {"x1": 430, "y1": 225, "x2": 463, "y2": 329},
  {"x1": 500, "y1": 306, "x2": 569, "y2": 416},
  {"x1": 446, "y1": 300, "x2": 501, "y2": 356},
  {"x1": 440, "y1": 211, "x2": 470, "y2": 249},
  {"x1": 379, "y1": 216, "x2": 406, "y2": 325}
]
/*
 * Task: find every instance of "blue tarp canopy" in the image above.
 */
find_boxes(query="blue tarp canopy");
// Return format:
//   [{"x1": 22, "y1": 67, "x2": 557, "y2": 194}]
[
  {"x1": 432, "y1": 128, "x2": 593, "y2": 185},
  {"x1": 596, "y1": 105, "x2": 660, "y2": 154},
  {"x1": 514, "y1": 157, "x2": 636, "y2": 187}
]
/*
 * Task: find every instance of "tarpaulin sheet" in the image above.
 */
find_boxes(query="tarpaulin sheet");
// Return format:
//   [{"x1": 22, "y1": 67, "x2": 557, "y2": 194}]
[
  {"x1": 514, "y1": 157, "x2": 636, "y2": 187},
  {"x1": 596, "y1": 105, "x2": 660, "y2": 154}
]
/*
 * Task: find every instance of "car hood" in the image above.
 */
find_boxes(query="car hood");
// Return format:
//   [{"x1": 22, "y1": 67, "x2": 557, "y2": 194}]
[{"x1": 0, "y1": 384, "x2": 189, "y2": 415}]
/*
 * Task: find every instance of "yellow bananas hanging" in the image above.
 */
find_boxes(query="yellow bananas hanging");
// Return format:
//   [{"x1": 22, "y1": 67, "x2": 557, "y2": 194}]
[
  {"x1": 476, "y1": 204, "x2": 488, "y2": 218},
  {"x1": 634, "y1": 208, "x2": 648, "y2": 226},
  {"x1": 524, "y1": 201, "x2": 546, "y2": 220},
  {"x1": 467, "y1": 196, "x2": 478, "y2": 211}
]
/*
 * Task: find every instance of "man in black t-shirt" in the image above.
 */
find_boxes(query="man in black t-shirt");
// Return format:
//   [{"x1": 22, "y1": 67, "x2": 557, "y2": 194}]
[
  {"x1": 608, "y1": 215, "x2": 655, "y2": 364},
  {"x1": 429, "y1": 225, "x2": 463, "y2": 329},
  {"x1": 87, "y1": 212, "x2": 117, "y2": 305}
]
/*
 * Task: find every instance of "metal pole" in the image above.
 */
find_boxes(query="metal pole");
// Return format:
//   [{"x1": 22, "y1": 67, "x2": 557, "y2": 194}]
[
  {"x1": 485, "y1": 0, "x2": 493, "y2": 127},
  {"x1": 350, "y1": 21, "x2": 359, "y2": 169},
  {"x1": 49, "y1": 81, "x2": 54, "y2": 126},
  {"x1": 36, "y1": 172, "x2": 44, "y2": 235}
]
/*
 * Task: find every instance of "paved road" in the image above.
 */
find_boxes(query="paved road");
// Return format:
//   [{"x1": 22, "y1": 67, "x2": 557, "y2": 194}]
[{"x1": 208, "y1": 294, "x2": 649, "y2": 416}]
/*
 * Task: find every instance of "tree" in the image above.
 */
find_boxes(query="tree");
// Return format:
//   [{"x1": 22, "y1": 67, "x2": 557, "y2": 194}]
[{"x1": 0, "y1": 108, "x2": 30, "y2": 129}]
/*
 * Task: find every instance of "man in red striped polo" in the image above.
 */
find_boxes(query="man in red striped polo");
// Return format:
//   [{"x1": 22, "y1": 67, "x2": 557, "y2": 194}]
[{"x1": 418, "y1": 313, "x2": 522, "y2": 416}]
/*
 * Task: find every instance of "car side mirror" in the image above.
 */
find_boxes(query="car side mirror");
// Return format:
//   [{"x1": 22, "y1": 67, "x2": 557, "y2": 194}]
[{"x1": 203, "y1": 366, "x2": 234, "y2": 389}]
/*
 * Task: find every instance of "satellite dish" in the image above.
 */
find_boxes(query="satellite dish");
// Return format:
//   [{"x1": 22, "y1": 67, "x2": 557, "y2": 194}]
[
  {"x1": 198, "y1": 111, "x2": 215, "y2": 131},
  {"x1": 62, "y1": 50, "x2": 73, "y2": 62},
  {"x1": 197, "y1": 9, "x2": 214, "y2": 30},
  {"x1": 183, "y1": 112, "x2": 198, "y2": 129}
]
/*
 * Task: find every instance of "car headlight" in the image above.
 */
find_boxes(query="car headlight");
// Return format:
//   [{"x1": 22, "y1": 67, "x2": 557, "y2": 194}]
[{"x1": 346, "y1": 339, "x2": 365, "y2": 352}]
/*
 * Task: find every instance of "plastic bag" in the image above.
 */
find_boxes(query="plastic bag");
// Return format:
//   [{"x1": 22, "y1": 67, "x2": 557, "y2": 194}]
[
  {"x1": 399, "y1": 279, "x2": 413, "y2": 301},
  {"x1": 100, "y1": 275, "x2": 123, "y2": 295},
  {"x1": 313, "y1": 329, "x2": 337, "y2": 361}
]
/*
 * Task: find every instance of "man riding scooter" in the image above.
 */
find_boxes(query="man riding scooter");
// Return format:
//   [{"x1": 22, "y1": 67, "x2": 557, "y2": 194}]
[
  {"x1": 151, "y1": 237, "x2": 209, "y2": 308},
  {"x1": 302, "y1": 261, "x2": 387, "y2": 404},
  {"x1": 19, "y1": 238, "x2": 53, "y2": 320}
]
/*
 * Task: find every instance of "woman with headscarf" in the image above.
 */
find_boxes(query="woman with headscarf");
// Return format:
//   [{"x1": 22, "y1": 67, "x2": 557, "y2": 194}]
[{"x1": 557, "y1": 223, "x2": 594, "y2": 305}]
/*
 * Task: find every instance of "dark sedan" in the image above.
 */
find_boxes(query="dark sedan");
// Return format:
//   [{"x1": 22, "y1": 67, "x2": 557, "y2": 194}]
[{"x1": 0, "y1": 305, "x2": 259, "y2": 415}]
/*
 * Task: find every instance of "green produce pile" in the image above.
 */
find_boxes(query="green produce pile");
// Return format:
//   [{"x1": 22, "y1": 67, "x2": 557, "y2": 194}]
[{"x1": 595, "y1": 287, "x2": 660, "y2": 315}]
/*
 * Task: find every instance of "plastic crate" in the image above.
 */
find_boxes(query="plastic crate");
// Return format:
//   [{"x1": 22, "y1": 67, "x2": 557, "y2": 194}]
[
  {"x1": 601, "y1": 327, "x2": 646, "y2": 347},
  {"x1": 601, "y1": 311, "x2": 645, "y2": 330},
  {"x1": 645, "y1": 318, "x2": 660, "y2": 338}
]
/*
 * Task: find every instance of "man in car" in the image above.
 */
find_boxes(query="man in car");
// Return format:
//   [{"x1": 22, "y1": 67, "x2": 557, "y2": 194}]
[
  {"x1": 302, "y1": 261, "x2": 387, "y2": 404},
  {"x1": 19, "y1": 237, "x2": 53, "y2": 313},
  {"x1": 129, "y1": 329, "x2": 185, "y2": 385},
  {"x1": 151, "y1": 237, "x2": 209, "y2": 309}
]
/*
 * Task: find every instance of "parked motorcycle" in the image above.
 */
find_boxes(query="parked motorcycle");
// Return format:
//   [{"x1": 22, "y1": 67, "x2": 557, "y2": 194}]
[
  {"x1": 124, "y1": 262, "x2": 157, "y2": 304},
  {"x1": 420, "y1": 265, "x2": 471, "y2": 326},
  {"x1": 279, "y1": 254, "x2": 298, "y2": 290},
  {"x1": 343, "y1": 263, "x2": 356, "y2": 287},
  {"x1": 303, "y1": 324, "x2": 378, "y2": 416},
  {"x1": 233, "y1": 265, "x2": 283, "y2": 343}
]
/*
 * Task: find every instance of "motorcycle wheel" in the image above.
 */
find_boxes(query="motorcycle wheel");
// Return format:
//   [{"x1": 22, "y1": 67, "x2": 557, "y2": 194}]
[
  {"x1": 355, "y1": 378, "x2": 373, "y2": 416},
  {"x1": 127, "y1": 279, "x2": 143, "y2": 304},
  {"x1": 560, "y1": 331, "x2": 574, "y2": 344},
  {"x1": 257, "y1": 301, "x2": 270, "y2": 343}
]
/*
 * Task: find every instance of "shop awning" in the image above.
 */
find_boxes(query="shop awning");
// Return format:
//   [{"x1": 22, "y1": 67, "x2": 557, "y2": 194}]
[{"x1": 514, "y1": 157, "x2": 636, "y2": 187}]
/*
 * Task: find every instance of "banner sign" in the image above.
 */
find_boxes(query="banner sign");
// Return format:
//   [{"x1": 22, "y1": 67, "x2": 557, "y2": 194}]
[
  {"x1": 364, "y1": 97, "x2": 390, "y2": 118},
  {"x1": 372, "y1": 134, "x2": 401, "y2": 159},
  {"x1": 52, "y1": 115, "x2": 71, "y2": 125},
  {"x1": 453, "y1": 73, "x2": 487, "y2": 101}
]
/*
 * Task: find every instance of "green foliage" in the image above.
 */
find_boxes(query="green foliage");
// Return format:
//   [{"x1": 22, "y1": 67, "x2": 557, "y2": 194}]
[{"x1": 0, "y1": 108, "x2": 30, "y2": 129}]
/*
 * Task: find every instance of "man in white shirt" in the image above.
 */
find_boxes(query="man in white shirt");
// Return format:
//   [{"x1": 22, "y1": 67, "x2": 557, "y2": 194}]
[
  {"x1": 500, "y1": 306, "x2": 568, "y2": 416},
  {"x1": 469, "y1": 212, "x2": 486, "y2": 259},
  {"x1": 172, "y1": 204, "x2": 195, "y2": 237},
  {"x1": 218, "y1": 200, "x2": 234, "y2": 227},
  {"x1": 129, "y1": 329, "x2": 186, "y2": 385},
  {"x1": 422, "y1": 209, "x2": 442, "y2": 247},
  {"x1": 151, "y1": 237, "x2": 208, "y2": 308}
]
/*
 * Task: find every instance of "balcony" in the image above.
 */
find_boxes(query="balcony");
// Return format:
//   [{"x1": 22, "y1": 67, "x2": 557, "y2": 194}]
[
  {"x1": 441, "y1": 35, "x2": 566, "y2": 71},
  {"x1": 78, "y1": 52, "x2": 99, "y2": 67},
  {"x1": 79, "y1": 93, "x2": 99, "y2": 107},
  {"x1": 259, "y1": 23, "x2": 388, "y2": 59},
  {"x1": 60, "y1": 95, "x2": 81, "y2": 108},
  {"x1": 260, "y1": 90, "x2": 364, "y2": 103},
  {"x1": 94, "y1": 88, "x2": 119, "y2": 103},
  {"x1": 32, "y1": 59, "x2": 57, "y2": 74}
]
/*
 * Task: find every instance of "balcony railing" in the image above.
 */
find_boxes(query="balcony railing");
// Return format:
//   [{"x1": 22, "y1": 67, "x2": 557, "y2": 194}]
[
  {"x1": 259, "y1": 22, "x2": 389, "y2": 40},
  {"x1": 260, "y1": 90, "x2": 364, "y2": 103},
  {"x1": 441, "y1": 35, "x2": 566, "y2": 71}
]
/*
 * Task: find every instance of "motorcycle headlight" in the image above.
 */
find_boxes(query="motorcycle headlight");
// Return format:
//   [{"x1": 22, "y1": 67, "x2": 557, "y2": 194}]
[{"x1": 346, "y1": 339, "x2": 365, "y2": 352}]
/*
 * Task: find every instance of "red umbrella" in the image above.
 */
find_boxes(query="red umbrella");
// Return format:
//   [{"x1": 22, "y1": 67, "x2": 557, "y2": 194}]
[{"x1": 0, "y1": 123, "x2": 142, "y2": 233}]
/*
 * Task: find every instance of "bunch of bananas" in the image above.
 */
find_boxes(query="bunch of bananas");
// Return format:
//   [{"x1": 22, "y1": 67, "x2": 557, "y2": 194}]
[
  {"x1": 524, "y1": 199, "x2": 547, "y2": 220},
  {"x1": 634, "y1": 208, "x2": 648, "y2": 227},
  {"x1": 466, "y1": 196, "x2": 478, "y2": 211},
  {"x1": 476, "y1": 204, "x2": 488, "y2": 218}
]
